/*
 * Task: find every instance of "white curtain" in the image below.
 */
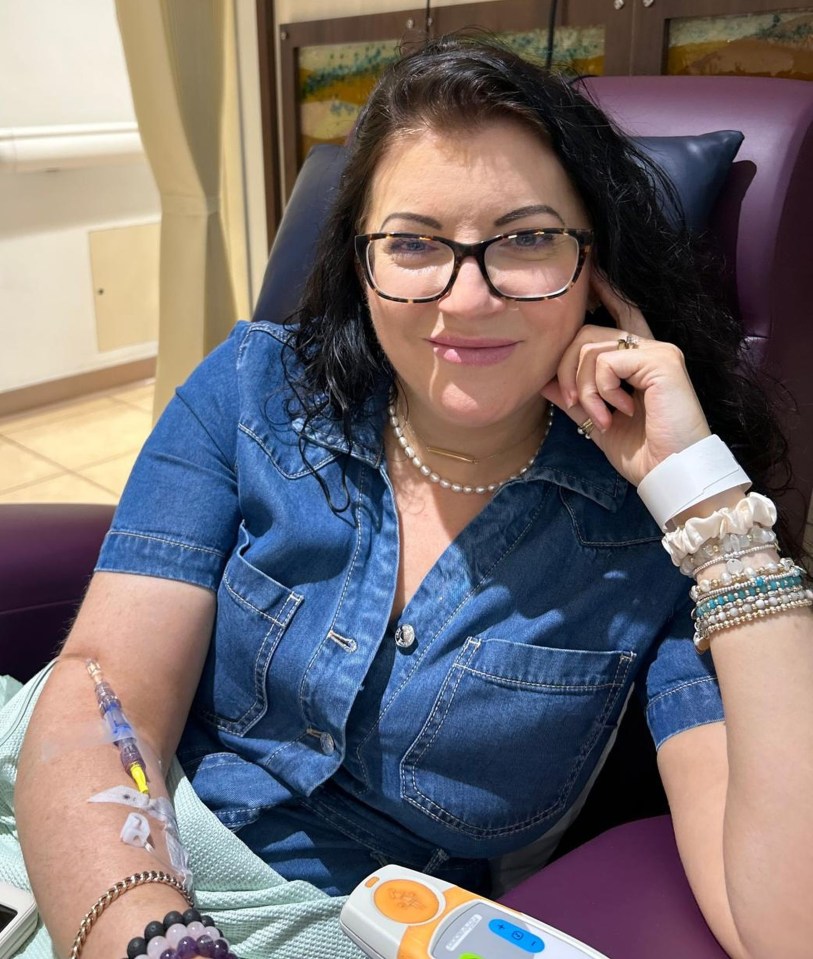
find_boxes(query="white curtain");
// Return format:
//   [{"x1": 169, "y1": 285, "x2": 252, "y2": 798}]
[{"x1": 116, "y1": 0, "x2": 251, "y2": 417}]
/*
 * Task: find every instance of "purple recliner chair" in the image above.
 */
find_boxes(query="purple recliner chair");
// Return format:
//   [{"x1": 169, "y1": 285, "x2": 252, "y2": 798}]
[{"x1": 2, "y1": 75, "x2": 812, "y2": 959}]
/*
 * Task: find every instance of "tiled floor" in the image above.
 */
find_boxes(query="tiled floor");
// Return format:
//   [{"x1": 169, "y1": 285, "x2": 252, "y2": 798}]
[{"x1": 0, "y1": 381, "x2": 155, "y2": 504}]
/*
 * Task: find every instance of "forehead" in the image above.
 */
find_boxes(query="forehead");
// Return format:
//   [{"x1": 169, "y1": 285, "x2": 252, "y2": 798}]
[{"x1": 364, "y1": 118, "x2": 588, "y2": 228}]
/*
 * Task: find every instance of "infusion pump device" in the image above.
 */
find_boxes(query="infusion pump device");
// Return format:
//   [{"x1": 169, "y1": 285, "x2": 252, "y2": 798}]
[
  {"x1": 340, "y1": 864, "x2": 610, "y2": 959},
  {"x1": 0, "y1": 883, "x2": 37, "y2": 959}
]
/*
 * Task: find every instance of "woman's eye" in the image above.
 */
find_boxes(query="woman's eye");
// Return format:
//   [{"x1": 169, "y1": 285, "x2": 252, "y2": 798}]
[
  {"x1": 511, "y1": 232, "x2": 553, "y2": 249},
  {"x1": 497, "y1": 233, "x2": 562, "y2": 260},
  {"x1": 386, "y1": 237, "x2": 434, "y2": 255}
]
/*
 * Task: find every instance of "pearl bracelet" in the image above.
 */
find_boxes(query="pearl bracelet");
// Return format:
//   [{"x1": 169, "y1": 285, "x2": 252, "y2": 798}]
[
  {"x1": 679, "y1": 528, "x2": 777, "y2": 577},
  {"x1": 691, "y1": 557, "x2": 801, "y2": 600}
]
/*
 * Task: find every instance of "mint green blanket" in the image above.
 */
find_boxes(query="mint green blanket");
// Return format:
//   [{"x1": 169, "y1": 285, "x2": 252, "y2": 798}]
[{"x1": 0, "y1": 666, "x2": 363, "y2": 958}]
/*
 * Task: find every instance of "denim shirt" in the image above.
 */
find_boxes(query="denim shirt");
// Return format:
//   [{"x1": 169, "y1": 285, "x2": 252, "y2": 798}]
[{"x1": 97, "y1": 320, "x2": 723, "y2": 893}]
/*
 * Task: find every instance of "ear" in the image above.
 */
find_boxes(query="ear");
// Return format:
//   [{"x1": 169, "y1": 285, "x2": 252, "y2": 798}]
[
  {"x1": 588, "y1": 267, "x2": 653, "y2": 337},
  {"x1": 585, "y1": 262, "x2": 602, "y2": 316}
]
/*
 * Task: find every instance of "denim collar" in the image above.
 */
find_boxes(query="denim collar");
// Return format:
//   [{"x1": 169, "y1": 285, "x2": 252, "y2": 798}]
[
  {"x1": 532, "y1": 411, "x2": 627, "y2": 511},
  {"x1": 293, "y1": 394, "x2": 626, "y2": 512},
  {"x1": 291, "y1": 385, "x2": 388, "y2": 469}
]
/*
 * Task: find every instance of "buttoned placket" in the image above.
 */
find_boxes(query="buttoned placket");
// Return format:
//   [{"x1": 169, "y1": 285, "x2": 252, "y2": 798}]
[
  {"x1": 269, "y1": 400, "x2": 630, "y2": 795},
  {"x1": 292, "y1": 442, "x2": 400, "y2": 783}
]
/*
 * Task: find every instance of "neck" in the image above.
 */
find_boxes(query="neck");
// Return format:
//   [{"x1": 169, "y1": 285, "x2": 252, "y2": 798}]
[
  {"x1": 389, "y1": 389, "x2": 551, "y2": 490},
  {"x1": 398, "y1": 387, "x2": 548, "y2": 457}
]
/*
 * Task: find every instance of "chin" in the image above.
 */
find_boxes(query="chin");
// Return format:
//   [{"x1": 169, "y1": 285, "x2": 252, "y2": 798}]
[{"x1": 433, "y1": 392, "x2": 537, "y2": 428}]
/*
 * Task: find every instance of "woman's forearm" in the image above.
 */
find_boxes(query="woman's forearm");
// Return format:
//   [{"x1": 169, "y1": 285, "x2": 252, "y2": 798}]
[
  {"x1": 15, "y1": 572, "x2": 214, "y2": 956},
  {"x1": 709, "y1": 563, "x2": 813, "y2": 958},
  {"x1": 661, "y1": 488, "x2": 813, "y2": 957},
  {"x1": 16, "y1": 655, "x2": 191, "y2": 959}
]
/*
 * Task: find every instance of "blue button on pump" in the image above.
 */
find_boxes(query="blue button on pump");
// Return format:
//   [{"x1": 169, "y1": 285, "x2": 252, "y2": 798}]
[{"x1": 488, "y1": 918, "x2": 544, "y2": 952}]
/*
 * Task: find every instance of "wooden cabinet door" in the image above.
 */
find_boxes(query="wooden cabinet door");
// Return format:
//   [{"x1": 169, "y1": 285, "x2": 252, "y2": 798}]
[
  {"x1": 629, "y1": 0, "x2": 813, "y2": 77},
  {"x1": 430, "y1": 0, "x2": 634, "y2": 76}
]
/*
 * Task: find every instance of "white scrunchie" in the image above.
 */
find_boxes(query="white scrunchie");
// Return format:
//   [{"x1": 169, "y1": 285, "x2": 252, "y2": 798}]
[{"x1": 662, "y1": 492, "x2": 777, "y2": 565}]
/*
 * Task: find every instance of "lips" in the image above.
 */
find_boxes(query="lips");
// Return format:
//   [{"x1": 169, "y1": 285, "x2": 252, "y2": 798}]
[{"x1": 428, "y1": 336, "x2": 519, "y2": 367}]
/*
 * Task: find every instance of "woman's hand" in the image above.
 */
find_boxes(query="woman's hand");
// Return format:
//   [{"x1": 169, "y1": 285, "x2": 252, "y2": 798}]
[{"x1": 541, "y1": 271, "x2": 711, "y2": 487}]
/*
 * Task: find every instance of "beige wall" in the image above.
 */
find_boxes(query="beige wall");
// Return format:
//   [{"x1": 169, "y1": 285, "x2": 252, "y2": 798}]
[{"x1": 276, "y1": 0, "x2": 494, "y2": 24}]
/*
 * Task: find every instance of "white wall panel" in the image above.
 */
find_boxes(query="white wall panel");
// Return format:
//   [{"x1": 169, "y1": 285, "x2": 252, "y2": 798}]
[{"x1": 0, "y1": 0, "x2": 160, "y2": 396}]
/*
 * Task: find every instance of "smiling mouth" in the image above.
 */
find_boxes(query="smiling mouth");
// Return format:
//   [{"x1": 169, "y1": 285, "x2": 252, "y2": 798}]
[
  {"x1": 428, "y1": 338, "x2": 519, "y2": 366},
  {"x1": 429, "y1": 336, "x2": 517, "y2": 349}
]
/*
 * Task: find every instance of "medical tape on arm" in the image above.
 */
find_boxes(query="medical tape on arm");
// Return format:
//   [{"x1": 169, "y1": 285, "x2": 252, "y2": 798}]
[{"x1": 88, "y1": 786, "x2": 192, "y2": 885}]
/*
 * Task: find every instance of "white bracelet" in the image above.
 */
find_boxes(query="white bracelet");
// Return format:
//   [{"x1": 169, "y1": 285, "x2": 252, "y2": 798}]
[
  {"x1": 637, "y1": 435, "x2": 751, "y2": 531},
  {"x1": 662, "y1": 492, "x2": 777, "y2": 566}
]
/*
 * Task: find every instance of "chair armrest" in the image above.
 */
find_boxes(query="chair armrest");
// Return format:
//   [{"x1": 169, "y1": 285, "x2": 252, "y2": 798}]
[
  {"x1": 500, "y1": 815, "x2": 727, "y2": 959},
  {"x1": 0, "y1": 503, "x2": 114, "y2": 681}
]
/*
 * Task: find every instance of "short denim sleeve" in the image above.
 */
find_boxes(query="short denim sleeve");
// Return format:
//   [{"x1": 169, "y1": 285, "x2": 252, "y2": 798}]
[
  {"x1": 641, "y1": 591, "x2": 725, "y2": 749},
  {"x1": 95, "y1": 322, "x2": 250, "y2": 591}
]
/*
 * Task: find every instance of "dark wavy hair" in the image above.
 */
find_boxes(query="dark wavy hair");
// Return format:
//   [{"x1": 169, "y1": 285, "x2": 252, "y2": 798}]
[{"x1": 287, "y1": 33, "x2": 797, "y2": 554}]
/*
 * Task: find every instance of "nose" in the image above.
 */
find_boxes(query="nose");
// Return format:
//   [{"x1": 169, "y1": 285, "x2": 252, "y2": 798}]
[{"x1": 439, "y1": 255, "x2": 503, "y2": 316}]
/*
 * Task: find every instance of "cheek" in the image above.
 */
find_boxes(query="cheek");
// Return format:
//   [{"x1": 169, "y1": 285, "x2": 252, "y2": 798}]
[
  {"x1": 365, "y1": 300, "x2": 411, "y2": 367},
  {"x1": 521, "y1": 294, "x2": 587, "y2": 339},
  {"x1": 367, "y1": 298, "x2": 428, "y2": 344},
  {"x1": 365, "y1": 298, "x2": 390, "y2": 345}
]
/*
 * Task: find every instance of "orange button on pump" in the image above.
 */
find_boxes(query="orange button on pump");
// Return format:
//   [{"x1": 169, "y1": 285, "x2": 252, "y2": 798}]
[{"x1": 373, "y1": 879, "x2": 440, "y2": 924}]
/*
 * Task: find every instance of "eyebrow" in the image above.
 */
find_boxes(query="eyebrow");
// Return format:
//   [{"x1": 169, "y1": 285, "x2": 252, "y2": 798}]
[
  {"x1": 379, "y1": 204, "x2": 567, "y2": 232},
  {"x1": 379, "y1": 212, "x2": 442, "y2": 231},
  {"x1": 494, "y1": 205, "x2": 565, "y2": 227}
]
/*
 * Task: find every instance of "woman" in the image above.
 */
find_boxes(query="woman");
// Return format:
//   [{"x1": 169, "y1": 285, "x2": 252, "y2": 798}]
[{"x1": 16, "y1": 35, "x2": 813, "y2": 959}]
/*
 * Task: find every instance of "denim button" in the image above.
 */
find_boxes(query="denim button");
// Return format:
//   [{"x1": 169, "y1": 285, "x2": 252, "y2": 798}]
[
  {"x1": 394, "y1": 624, "x2": 416, "y2": 648},
  {"x1": 306, "y1": 727, "x2": 336, "y2": 754}
]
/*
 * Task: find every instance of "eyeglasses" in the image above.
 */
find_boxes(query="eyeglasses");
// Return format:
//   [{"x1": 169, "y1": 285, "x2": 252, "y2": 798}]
[{"x1": 354, "y1": 228, "x2": 593, "y2": 303}]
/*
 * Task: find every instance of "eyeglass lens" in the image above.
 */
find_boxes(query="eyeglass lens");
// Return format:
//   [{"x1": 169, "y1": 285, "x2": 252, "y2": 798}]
[{"x1": 366, "y1": 233, "x2": 581, "y2": 299}]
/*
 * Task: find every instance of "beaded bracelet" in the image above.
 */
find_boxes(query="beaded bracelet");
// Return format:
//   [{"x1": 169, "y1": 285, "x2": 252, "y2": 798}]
[
  {"x1": 694, "y1": 579, "x2": 806, "y2": 628},
  {"x1": 687, "y1": 538, "x2": 777, "y2": 578},
  {"x1": 124, "y1": 908, "x2": 240, "y2": 959},
  {"x1": 689, "y1": 556, "x2": 813, "y2": 651},
  {"x1": 680, "y1": 527, "x2": 778, "y2": 577},
  {"x1": 692, "y1": 562, "x2": 805, "y2": 627},
  {"x1": 692, "y1": 561, "x2": 811, "y2": 648},
  {"x1": 691, "y1": 557, "x2": 800, "y2": 600},
  {"x1": 693, "y1": 587, "x2": 813, "y2": 652}
]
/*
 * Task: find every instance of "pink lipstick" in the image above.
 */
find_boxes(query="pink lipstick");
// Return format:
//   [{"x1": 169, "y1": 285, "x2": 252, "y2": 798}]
[{"x1": 428, "y1": 336, "x2": 519, "y2": 367}]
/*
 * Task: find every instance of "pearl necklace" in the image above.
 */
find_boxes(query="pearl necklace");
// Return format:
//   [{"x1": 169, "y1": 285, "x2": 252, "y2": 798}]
[{"x1": 387, "y1": 403, "x2": 553, "y2": 495}]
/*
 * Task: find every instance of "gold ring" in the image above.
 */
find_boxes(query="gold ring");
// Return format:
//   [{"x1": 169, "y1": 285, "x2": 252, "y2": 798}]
[
  {"x1": 617, "y1": 334, "x2": 639, "y2": 350},
  {"x1": 577, "y1": 417, "x2": 595, "y2": 439}
]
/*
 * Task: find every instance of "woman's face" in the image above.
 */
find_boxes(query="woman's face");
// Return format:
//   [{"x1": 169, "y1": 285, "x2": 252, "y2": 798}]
[{"x1": 361, "y1": 118, "x2": 592, "y2": 434}]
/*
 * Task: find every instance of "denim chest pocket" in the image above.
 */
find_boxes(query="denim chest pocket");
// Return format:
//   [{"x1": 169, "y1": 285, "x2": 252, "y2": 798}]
[
  {"x1": 194, "y1": 540, "x2": 303, "y2": 736},
  {"x1": 401, "y1": 637, "x2": 635, "y2": 840}
]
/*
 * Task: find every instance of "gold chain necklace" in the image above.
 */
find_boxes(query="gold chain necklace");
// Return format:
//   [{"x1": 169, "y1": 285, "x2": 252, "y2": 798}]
[{"x1": 387, "y1": 403, "x2": 553, "y2": 495}]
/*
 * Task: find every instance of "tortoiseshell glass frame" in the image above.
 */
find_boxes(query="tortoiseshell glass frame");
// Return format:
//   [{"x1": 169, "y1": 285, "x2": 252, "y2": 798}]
[{"x1": 354, "y1": 228, "x2": 594, "y2": 303}]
